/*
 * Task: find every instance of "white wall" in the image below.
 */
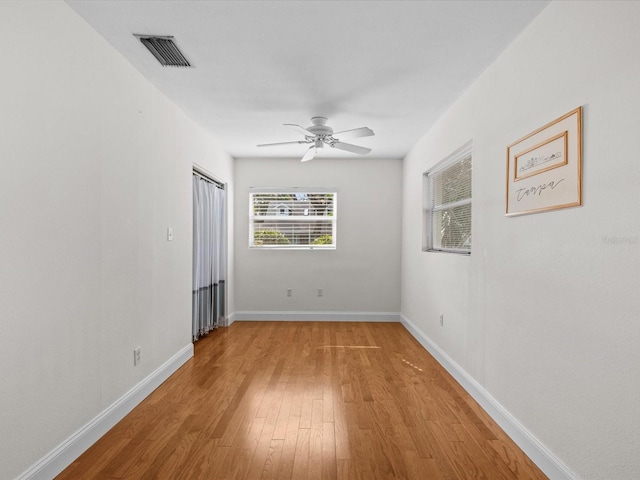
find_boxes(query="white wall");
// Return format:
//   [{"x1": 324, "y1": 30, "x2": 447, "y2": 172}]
[
  {"x1": 233, "y1": 158, "x2": 402, "y2": 317},
  {"x1": 400, "y1": 2, "x2": 640, "y2": 479},
  {"x1": 0, "y1": 2, "x2": 233, "y2": 478}
]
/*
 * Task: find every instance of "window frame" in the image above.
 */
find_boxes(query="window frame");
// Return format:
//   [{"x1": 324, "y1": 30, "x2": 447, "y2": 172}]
[
  {"x1": 423, "y1": 141, "x2": 472, "y2": 255},
  {"x1": 249, "y1": 188, "x2": 337, "y2": 250}
]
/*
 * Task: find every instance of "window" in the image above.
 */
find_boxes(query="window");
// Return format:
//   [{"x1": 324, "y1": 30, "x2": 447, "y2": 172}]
[
  {"x1": 250, "y1": 189, "x2": 336, "y2": 249},
  {"x1": 423, "y1": 142, "x2": 472, "y2": 254}
]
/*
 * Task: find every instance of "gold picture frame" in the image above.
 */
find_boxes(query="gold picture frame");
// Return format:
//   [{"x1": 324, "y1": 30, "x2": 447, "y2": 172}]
[{"x1": 506, "y1": 107, "x2": 582, "y2": 216}]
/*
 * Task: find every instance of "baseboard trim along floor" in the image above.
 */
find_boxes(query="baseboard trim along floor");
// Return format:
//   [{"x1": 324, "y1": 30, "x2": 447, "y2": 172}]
[
  {"x1": 16, "y1": 344, "x2": 194, "y2": 480},
  {"x1": 18, "y1": 314, "x2": 578, "y2": 480},
  {"x1": 229, "y1": 311, "x2": 402, "y2": 323},
  {"x1": 400, "y1": 314, "x2": 579, "y2": 480}
]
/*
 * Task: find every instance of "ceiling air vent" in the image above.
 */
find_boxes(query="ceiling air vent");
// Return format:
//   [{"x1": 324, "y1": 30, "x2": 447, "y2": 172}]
[{"x1": 134, "y1": 35, "x2": 191, "y2": 67}]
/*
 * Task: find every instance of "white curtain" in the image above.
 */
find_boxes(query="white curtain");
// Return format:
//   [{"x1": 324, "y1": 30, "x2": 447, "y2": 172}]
[{"x1": 192, "y1": 174, "x2": 226, "y2": 341}]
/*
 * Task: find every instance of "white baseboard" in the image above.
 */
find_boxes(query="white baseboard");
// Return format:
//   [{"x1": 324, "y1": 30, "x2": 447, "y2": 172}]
[
  {"x1": 230, "y1": 311, "x2": 401, "y2": 322},
  {"x1": 16, "y1": 344, "x2": 194, "y2": 480},
  {"x1": 400, "y1": 314, "x2": 579, "y2": 480},
  {"x1": 18, "y1": 317, "x2": 576, "y2": 480}
]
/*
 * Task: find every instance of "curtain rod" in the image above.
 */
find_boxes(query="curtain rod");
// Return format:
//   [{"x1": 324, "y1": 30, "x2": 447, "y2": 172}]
[{"x1": 193, "y1": 169, "x2": 224, "y2": 189}]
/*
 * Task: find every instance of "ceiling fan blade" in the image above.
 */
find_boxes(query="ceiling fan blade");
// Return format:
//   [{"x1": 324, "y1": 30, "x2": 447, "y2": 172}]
[
  {"x1": 284, "y1": 123, "x2": 315, "y2": 137},
  {"x1": 257, "y1": 140, "x2": 309, "y2": 147},
  {"x1": 301, "y1": 146, "x2": 316, "y2": 162},
  {"x1": 331, "y1": 142, "x2": 372, "y2": 155},
  {"x1": 332, "y1": 127, "x2": 374, "y2": 139}
]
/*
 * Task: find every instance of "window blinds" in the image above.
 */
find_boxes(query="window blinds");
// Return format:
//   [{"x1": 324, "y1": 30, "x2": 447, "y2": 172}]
[
  {"x1": 249, "y1": 191, "x2": 337, "y2": 249},
  {"x1": 424, "y1": 145, "x2": 472, "y2": 254}
]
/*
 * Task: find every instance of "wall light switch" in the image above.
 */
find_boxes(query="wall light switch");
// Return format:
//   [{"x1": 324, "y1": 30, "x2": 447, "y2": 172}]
[{"x1": 167, "y1": 227, "x2": 173, "y2": 241}]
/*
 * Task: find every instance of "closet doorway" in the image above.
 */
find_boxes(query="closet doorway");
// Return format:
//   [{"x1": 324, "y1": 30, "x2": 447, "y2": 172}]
[{"x1": 192, "y1": 168, "x2": 226, "y2": 341}]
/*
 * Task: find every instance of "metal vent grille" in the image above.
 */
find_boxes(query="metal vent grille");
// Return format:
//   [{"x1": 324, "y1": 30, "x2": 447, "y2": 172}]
[{"x1": 134, "y1": 35, "x2": 191, "y2": 67}]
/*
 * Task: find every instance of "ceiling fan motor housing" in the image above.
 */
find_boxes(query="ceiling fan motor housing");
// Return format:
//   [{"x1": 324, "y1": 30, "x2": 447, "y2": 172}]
[{"x1": 307, "y1": 116, "x2": 333, "y2": 136}]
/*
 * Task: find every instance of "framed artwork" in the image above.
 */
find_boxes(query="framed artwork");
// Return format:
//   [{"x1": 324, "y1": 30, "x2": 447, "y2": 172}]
[{"x1": 506, "y1": 107, "x2": 582, "y2": 216}]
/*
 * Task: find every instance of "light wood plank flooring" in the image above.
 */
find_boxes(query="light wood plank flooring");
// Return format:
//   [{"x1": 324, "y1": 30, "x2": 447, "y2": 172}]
[{"x1": 57, "y1": 322, "x2": 548, "y2": 479}]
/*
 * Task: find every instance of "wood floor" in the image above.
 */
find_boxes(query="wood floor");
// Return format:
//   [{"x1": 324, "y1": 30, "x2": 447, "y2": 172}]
[{"x1": 57, "y1": 322, "x2": 548, "y2": 479}]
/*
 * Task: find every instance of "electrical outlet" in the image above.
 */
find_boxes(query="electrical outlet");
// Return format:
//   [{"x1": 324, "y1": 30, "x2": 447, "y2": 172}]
[
  {"x1": 439, "y1": 314, "x2": 444, "y2": 327},
  {"x1": 317, "y1": 288, "x2": 323, "y2": 297},
  {"x1": 134, "y1": 347, "x2": 141, "y2": 366},
  {"x1": 287, "y1": 288, "x2": 292, "y2": 297}
]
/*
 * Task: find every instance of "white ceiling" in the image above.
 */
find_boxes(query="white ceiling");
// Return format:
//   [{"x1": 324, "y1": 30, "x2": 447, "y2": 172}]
[{"x1": 66, "y1": 0, "x2": 549, "y2": 160}]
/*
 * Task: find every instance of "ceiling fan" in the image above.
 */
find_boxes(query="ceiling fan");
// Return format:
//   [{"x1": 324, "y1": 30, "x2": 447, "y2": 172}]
[{"x1": 257, "y1": 116, "x2": 374, "y2": 162}]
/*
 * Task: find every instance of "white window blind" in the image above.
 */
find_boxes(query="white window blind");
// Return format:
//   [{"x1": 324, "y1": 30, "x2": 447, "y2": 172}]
[
  {"x1": 423, "y1": 143, "x2": 472, "y2": 254},
  {"x1": 249, "y1": 190, "x2": 336, "y2": 249}
]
